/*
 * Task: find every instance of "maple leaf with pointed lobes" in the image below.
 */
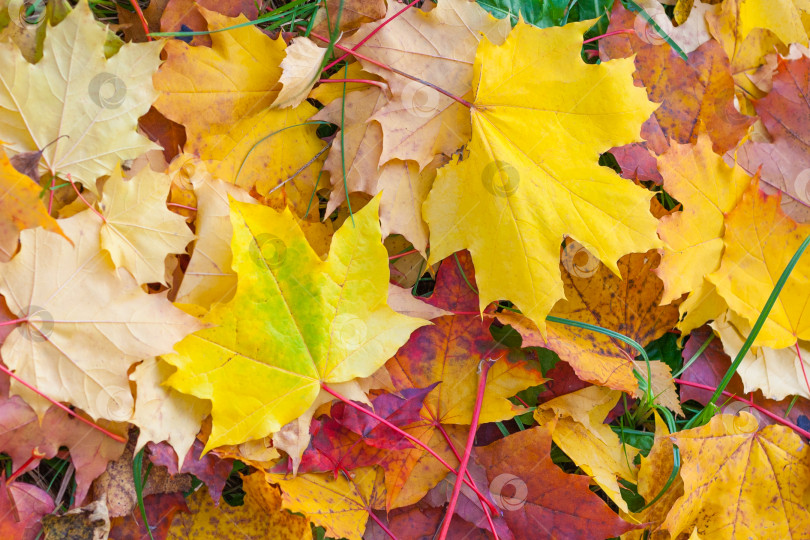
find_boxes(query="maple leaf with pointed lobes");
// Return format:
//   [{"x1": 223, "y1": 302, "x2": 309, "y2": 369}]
[
  {"x1": 0, "y1": 374, "x2": 127, "y2": 507},
  {"x1": 0, "y1": 209, "x2": 203, "y2": 421},
  {"x1": 665, "y1": 413, "x2": 810, "y2": 539},
  {"x1": 341, "y1": 0, "x2": 511, "y2": 169},
  {"x1": 129, "y1": 357, "x2": 210, "y2": 465},
  {"x1": 164, "y1": 195, "x2": 428, "y2": 449},
  {"x1": 154, "y1": 8, "x2": 325, "y2": 217},
  {"x1": 268, "y1": 466, "x2": 385, "y2": 540},
  {"x1": 424, "y1": 20, "x2": 661, "y2": 336},
  {"x1": 0, "y1": 479, "x2": 54, "y2": 540},
  {"x1": 600, "y1": 1, "x2": 753, "y2": 155},
  {"x1": 654, "y1": 135, "x2": 751, "y2": 305},
  {"x1": 707, "y1": 178, "x2": 810, "y2": 348},
  {"x1": 98, "y1": 164, "x2": 196, "y2": 286},
  {"x1": 0, "y1": 1, "x2": 162, "y2": 192},
  {"x1": 706, "y1": 0, "x2": 809, "y2": 95},
  {"x1": 476, "y1": 420, "x2": 637, "y2": 538},
  {"x1": 499, "y1": 248, "x2": 680, "y2": 398}
]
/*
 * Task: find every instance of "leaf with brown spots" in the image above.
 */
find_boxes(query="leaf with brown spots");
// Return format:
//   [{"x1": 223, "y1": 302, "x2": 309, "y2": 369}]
[
  {"x1": 499, "y1": 247, "x2": 680, "y2": 399},
  {"x1": 268, "y1": 467, "x2": 383, "y2": 540},
  {"x1": 600, "y1": 0, "x2": 754, "y2": 155},
  {"x1": 475, "y1": 421, "x2": 637, "y2": 539},
  {"x1": 166, "y1": 473, "x2": 311, "y2": 539},
  {"x1": 664, "y1": 413, "x2": 810, "y2": 539}
]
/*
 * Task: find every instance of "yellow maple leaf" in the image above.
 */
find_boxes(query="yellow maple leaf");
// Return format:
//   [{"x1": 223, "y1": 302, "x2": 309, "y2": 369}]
[
  {"x1": 424, "y1": 21, "x2": 661, "y2": 334},
  {"x1": 0, "y1": 1, "x2": 162, "y2": 191},
  {"x1": 656, "y1": 134, "x2": 752, "y2": 305},
  {"x1": 664, "y1": 412, "x2": 810, "y2": 538},
  {"x1": 164, "y1": 196, "x2": 428, "y2": 449},
  {"x1": 0, "y1": 145, "x2": 63, "y2": 261},
  {"x1": 98, "y1": 164, "x2": 195, "y2": 286},
  {"x1": 154, "y1": 7, "x2": 285, "y2": 134},
  {"x1": 272, "y1": 36, "x2": 327, "y2": 109},
  {"x1": 535, "y1": 386, "x2": 639, "y2": 513},
  {"x1": 707, "y1": 178, "x2": 810, "y2": 348},
  {"x1": 166, "y1": 473, "x2": 311, "y2": 539},
  {"x1": 0, "y1": 210, "x2": 202, "y2": 420},
  {"x1": 268, "y1": 467, "x2": 385, "y2": 540}
]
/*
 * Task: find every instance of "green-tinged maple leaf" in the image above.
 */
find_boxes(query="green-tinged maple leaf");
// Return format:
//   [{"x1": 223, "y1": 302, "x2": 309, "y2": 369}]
[
  {"x1": 423, "y1": 20, "x2": 661, "y2": 336},
  {"x1": 0, "y1": 1, "x2": 162, "y2": 191},
  {"x1": 164, "y1": 195, "x2": 428, "y2": 449}
]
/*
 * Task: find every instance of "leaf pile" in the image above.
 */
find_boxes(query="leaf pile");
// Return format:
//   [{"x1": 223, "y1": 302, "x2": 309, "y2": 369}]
[{"x1": 1, "y1": 0, "x2": 810, "y2": 538}]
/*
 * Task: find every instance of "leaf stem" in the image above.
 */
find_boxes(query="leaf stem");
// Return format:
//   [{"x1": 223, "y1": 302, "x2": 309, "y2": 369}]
[
  {"x1": 307, "y1": 30, "x2": 473, "y2": 108},
  {"x1": 675, "y1": 378, "x2": 810, "y2": 439},
  {"x1": 320, "y1": 383, "x2": 499, "y2": 513},
  {"x1": 439, "y1": 359, "x2": 495, "y2": 540},
  {"x1": 318, "y1": 78, "x2": 388, "y2": 90},
  {"x1": 0, "y1": 363, "x2": 127, "y2": 444}
]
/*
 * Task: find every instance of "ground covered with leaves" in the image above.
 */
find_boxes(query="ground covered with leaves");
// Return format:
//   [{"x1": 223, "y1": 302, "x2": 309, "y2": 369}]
[{"x1": 1, "y1": 0, "x2": 810, "y2": 538}]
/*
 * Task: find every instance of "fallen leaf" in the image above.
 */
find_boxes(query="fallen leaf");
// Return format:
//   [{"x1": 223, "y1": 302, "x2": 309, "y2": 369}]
[
  {"x1": 0, "y1": 145, "x2": 64, "y2": 261},
  {"x1": 41, "y1": 498, "x2": 109, "y2": 540},
  {"x1": 148, "y1": 439, "x2": 234, "y2": 503},
  {"x1": 424, "y1": 20, "x2": 660, "y2": 335},
  {"x1": 166, "y1": 473, "x2": 311, "y2": 539},
  {"x1": 269, "y1": 466, "x2": 383, "y2": 540},
  {"x1": 737, "y1": 56, "x2": 810, "y2": 218},
  {"x1": 98, "y1": 164, "x2": 195, "y2": 285},
  {"x1": 707, "y1": 178, "x2": 810, "y2": 348},
  {"x1": 173, "y1": 175, "x2": 255, "y2": 308},
  {"x1": 535, "y1": 385, "x2": 639, "y2": 512},
  {"x1": 129, "y1": 357, "x2": 209, "y2": 462},
  {"x1": 655, "y1": 134, "x2": 752, "y2": 307},
  {"x1": 387, "y1": 284, "x2": 450, "y2": 320},
  {"x1": 0, "y1": 1, "x2": 162, "y2": 191},
  {"x1": 312, "y1": 0, "x2": 386, "y2": 35},
  {"x1": 706, "y1": 0, "x2": 809, "y2": 94},
  {"x1": 711, "y1": 311, "x2": 810, "y2": 400},
  {"x1": 341, "y1": 0, "x2": 511, "y2": 169},
  {"x1": 665, "y1": 412, "x2": 810, "y2": 538},
  {"x1": 108, "y1": 492, "x2": 189, "y2": 540},
  {"x1": 475, "y1": 421, "x2": 637, "y2": 538},
  {"x1": 0, "y1": 478, "x2": 54, "y2": 540},
  {"x1": 499, "y1": 249, "x2": 679, "y2": 396},
  {"x1": 0, "y1": 209, "x2": 202, "y2": 420},
  {"x1": 601, "y1": 2, "x2": 754, "y2": 155},
  {"x1": 273, "y1": 37, "x2": 327, "y2": 109},
  {"x1": 164, "y1": 196, "x2": 427, "y2": 449}
]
